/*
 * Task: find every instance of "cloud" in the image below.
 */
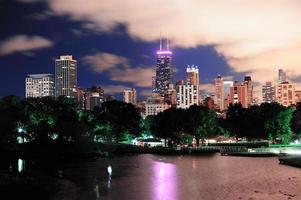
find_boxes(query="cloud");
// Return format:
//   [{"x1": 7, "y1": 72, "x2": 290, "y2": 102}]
[
  {"x1": 102, "y1": 85, "x2": 126, "y2": 94},
  {"x1": 82, "y1": 52, "x2": 154, "y2": 87},
  {"x1": 140, "y1": 89, "x2": 153, "y2": 97},
  {"x1": 0, "y1": 35, "x2": 53, "y2": 55},
  {"x1": 82, "y1": 52, "x2": 129, "y2": 73},
  {"x1": 110, "y1": 67, "x2": 154, "y2": 87},
  {"x1": 47, "y1": 0, "x2": 301, "y2": 89},
  {"x1": 200, "y1": 83, "x2": 215, "y2": 94}
]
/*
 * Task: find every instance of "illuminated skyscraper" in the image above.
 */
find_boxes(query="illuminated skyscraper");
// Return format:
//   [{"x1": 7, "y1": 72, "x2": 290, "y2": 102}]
[
  {"x1": 155, "y1": 38, "x2": 173, "y2": 97},
  {"x1": 55, "y1": 55, "x2": 77, "y2": 98},
  {"x1": 276, "y1": 81, "x2": 295, "y2": 106},
  {"x1": 229, "y1": 82, "x2": 248, "y2": 108},
  {"x1": 186, "y1": 65, "x2": 199, "y2": 86},
  {"x1": 215, "y1": 75, "x2": 224, "y2": 110},
  {"x1": 244, "y1": 76, "x2": 253, "y2": 106},
  {"x1": 223, "y1": 81, "x2": 233, "y2": 109},
  {"x1": 123, "y1": 88, "x2": 137, "y2": 106},
  {"x1": 262, "y1": 81, "x2": 275, "y2": 103},
  {"x1": 278, "y1": 69, "x2": 287, "y2": 83}
]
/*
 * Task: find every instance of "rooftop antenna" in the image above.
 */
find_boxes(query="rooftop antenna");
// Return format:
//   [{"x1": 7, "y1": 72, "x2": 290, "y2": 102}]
[
  {"x1": 166, "y1": 37, "x2": 169, "y2": 50},
  {"x1": 160, "y1": 32, "x2": 162, "y2": 50}
]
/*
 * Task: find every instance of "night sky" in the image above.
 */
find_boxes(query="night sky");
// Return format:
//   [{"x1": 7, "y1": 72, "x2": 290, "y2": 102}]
[{"x1": 3, "y1": 0, "x2": 300, "y2": 100}]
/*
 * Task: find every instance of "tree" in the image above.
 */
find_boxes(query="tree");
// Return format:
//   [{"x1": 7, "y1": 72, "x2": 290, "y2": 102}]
[
  {"x1": 0, "y1": 95, "x2": 24, "y2": 152},
  {"x1": 186, "y1": 105, "x2": 218, "y2": 146},
  {"x1": 265, "y1": 107, "x2": 293, "y2": 144},
  {"x1": 93, "y1": 101, "x2": 141, "y2": 143},
  {"x1": 291, "y1": 103, "x2": 301, "y2": 136}
]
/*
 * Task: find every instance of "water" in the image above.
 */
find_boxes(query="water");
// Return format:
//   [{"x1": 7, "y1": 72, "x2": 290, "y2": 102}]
[{"x1": 61, "y1": 154, "x2": 301, "y2": 200}]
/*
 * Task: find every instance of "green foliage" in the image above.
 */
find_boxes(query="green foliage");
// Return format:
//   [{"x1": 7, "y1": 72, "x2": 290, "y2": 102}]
[
  {"x1": 0, "y1": 95, "x2": 24, "y2": 151},
  {"x1": 265, "y1": 107, "x2": 293, "y2": 144},
  {"x1": 93, "y1": 101, "x2": 141, "y2": 143}
]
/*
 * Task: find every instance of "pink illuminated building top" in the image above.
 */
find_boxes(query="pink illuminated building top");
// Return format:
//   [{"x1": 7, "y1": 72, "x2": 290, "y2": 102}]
[{"x1": 156, "y1": 50, "x2": 172, "y2": 55}]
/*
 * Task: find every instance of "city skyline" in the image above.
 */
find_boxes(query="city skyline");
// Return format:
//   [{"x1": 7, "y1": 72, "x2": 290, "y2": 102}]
[{"x1": 2, "y1": 1, "x2": 301, "y2": 100}]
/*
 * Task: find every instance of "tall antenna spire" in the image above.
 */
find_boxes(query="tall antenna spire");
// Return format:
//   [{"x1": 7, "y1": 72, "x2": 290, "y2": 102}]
[
  {"x1": 160, "y1": 32, "x2": 162, "y2": 50},
  {"x1": 166, "y1": 37, "x2": 169, "y2": 50}
]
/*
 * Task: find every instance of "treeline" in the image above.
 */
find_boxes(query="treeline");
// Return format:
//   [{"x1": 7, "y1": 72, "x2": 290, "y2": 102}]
[
  {"x1": 145, "y1": 102, "x2": 300, "y2": 146},
  {"x1": 1, "y1": 95, "x2": 301, "y2": 157},
  {"x1": 0, "y1": 95, "x2": 141, "y2": 159}
]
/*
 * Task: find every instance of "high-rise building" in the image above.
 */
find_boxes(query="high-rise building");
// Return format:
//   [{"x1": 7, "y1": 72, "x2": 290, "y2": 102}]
[
  {"x1": 276, "y1": 81, "x2": 295, "y2": 106},
  {"x1": 186, "y1": 65, "x2": 199, "y2": 86},
  {"x1": 25, "y1": 74, "x2": 55, "y2": 98},
  {"x1": 176, "y1": 80, "x2": 199, "y2": 109},
  {"x1": 244, "y1": 76, "x2": 253, "y2": 106},
  {"x1": 77, "y1": 86, "x2": 105, "y2": 110},
  {"x1": 123, "y1": 88, "x2": 137, "y2": 106},
  {"x1": 155, "y1": 39, "x2": 173, "y2": 97},
  {"x1": 55, "y1": 55, "x2": 77, "y2": 98},
  {"x1": 145, "y1": 93, "x2": 170, "y2": 116},
  {"x1": 166, "y1": 84, "x2": 177, "y2": 106},
  {"x1": 223, "y1": 81, "x2": 233, "y2": 109},
  {"x1": 215, "y1": 75, "x2": 224, "y2": 110},
  {"x1": 262, "y1": 81, "x2": 276, "y2": 103},
  {"x1": 295, "y1": 91, "x2": 301, "y2": 103},
  {"x1": 278, "y1": 69, "x2": 287, "y2": 83},
  {"x1": 229, "y1": 82, "x2": 248, "y2": 108}
]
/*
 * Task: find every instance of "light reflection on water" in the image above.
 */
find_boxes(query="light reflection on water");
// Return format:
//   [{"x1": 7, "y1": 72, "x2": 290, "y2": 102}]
[
  {"x1": 18, "y1": 158, "x2": 25, "y2": 172},
  {"x1": 152, "y1": 160, "x2": 177, "y2": 200},
  {"x1": 58, "y1": 154, "x2": 301, "y2": 200}
]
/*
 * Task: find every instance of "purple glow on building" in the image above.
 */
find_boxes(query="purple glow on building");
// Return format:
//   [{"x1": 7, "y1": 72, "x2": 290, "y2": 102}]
[
  {"x1": 156, "y1": 50, "x2": 172, "y2": 55},
  {"x1": 152, "y1": 161, "x2": 177, "y2": 200}
]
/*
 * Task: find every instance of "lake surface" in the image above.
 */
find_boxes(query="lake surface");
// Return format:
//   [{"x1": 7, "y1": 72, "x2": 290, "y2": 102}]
[{"x1": 61, "y1": 154, "x2": 301, "y2": 200}]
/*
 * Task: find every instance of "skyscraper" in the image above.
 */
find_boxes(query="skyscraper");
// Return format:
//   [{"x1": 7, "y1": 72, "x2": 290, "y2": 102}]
[
  {"x1": 25, "y1": 74, "x2": 54, "y2": 98},
  {"x1": 155, "y1": 38, "x2": 173, "y2": 97},
  {"x1": 176, "y1": 81, "x2": 199, "y2": 109},
  {"x1": 223, "y1": 81, "x2": 233, "y2": 109},
  {"x1": 276, "y1": 81, "x2": 295, "y2": 106},
  {"x1": 123, "y1": 88, "x2": 137, "y2": 106},
  {"x1": 244, "y1": 76, "x2": 253, "y2": 106},
  {"x1": 186, "y1": 65, "x2": 199, "y2": 86},
  {"x1": 55, "y1": 55, "x2": 77, "y2": 98},
  {"x1": 278, "y1": 69, "x2": 287, "y2": 83},
  {"x1": 262, "y1": 81, "x2": 275, "y2": 103},
  {"x1": 229, "y1": 82, "x2": 248, "y2": 108},
  {"x1": 215, "y1": 75, "x2": 224, "y2": 110}
]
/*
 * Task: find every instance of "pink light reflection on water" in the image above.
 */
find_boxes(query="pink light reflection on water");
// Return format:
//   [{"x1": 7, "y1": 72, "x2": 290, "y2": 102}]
[{"x1": 152, "y1": 160, "x2": 177, "y2": 200}]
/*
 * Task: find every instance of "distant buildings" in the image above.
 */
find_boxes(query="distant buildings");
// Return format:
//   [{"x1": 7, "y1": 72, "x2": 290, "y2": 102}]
[
  {"x1": 244, "y1": 76, "x2": 253, "y2": 106},
  {"x1": 55, "y1": 55, "x2": 77, "y2": 98},
  {"x1": 229, "y1": 82, "x2": 248, "y2": 108},
  {"x1": 77, "y1": 86, "x2": 105, "y2": 110},
  {"x1": 176, "y1": 65, "x2": 200, "y2": 109},
  {"x1": 186, "y1": 65, "x2": 199, "y2": 86},
  {"x1": 262, "y1": 81, "x2": 276, "y2": 103},
  {"x1": 276, "y1": 81, "x2": 295, "y2": 106},
  {"x1": 123, "y1": 88, "x2": 137, "y2": 105},
  {"x1": 215, "y1": 75, "x2": 224, "y2": 110},
  {"x1": 223, "y1": 81, "x2": 233, "y2": 109},
  {"x1": 278, "y1": 69, "x2": 287, "y2": 83},
  {"x1": 25, "y1": 74, "x2": 54, "y2": 98},
  {"x1": 295, "y1": 91, "x2": 301, "y2": 103},
  {"x1": 145, "y1": 93, "x2": 170, "y2": 116},
  {"x1": 176, "y1": 81, "x2": 199, "y2": 109}
]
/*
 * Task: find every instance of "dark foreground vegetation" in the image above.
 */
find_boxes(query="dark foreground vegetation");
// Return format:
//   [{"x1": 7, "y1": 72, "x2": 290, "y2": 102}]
[
  {"x1": 1, "y1": 95, "x2": 301, "y2": 160},
  {"x1": 1, "y1": 95, "x2": 301, "y2": 198}
]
